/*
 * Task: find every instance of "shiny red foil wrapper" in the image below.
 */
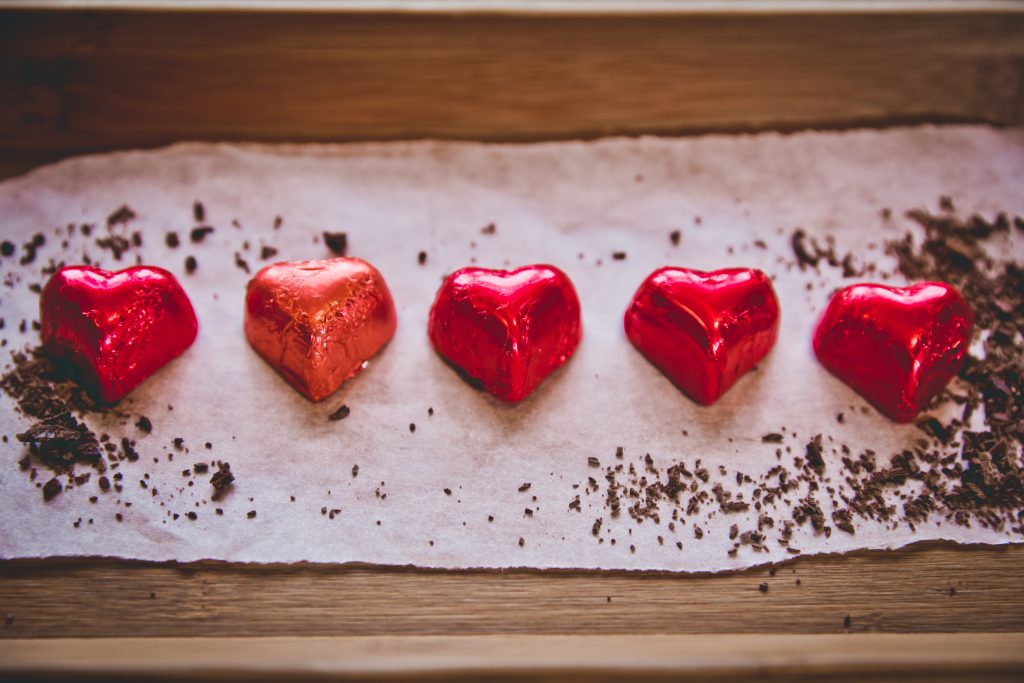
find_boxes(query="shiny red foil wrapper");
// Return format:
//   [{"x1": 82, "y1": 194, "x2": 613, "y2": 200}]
[
  {"x1": 40, "y1": 265, "x2": 199, "y2": 403},
  {"x1": 244, "y1": 257, "x2": 397, "y2": 402},
  {"x1": 428, "y1": 264, "x2": 582, "y2": 402},
  {"x1": 624, "y1": 267, "x2": 780, "y2": 405},
  {"x1": 813, "y1": 281, "x2": 973, "y2": 423}
]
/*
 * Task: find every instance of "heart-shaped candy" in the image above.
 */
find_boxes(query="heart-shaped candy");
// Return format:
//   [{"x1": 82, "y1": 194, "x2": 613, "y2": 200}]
[
  {"x1": 624, "y1": 267, "x2": 780, "y2": 405},
  {"x1": 40, "y1": 265, "x2": 199, "y2": 403},
  {"x1": 244, "y1": 257, "x2": 397, "y2": 402},
  {"x1": 813, "y1": 282, "x2": 973, "y2": 422},
  {"x1": 428, "y1": 265, "x2": 582, "y2": 402}
]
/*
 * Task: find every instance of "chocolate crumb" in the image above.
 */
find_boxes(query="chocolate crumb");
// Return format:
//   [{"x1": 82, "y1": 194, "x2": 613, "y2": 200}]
[
  {"x1": 481, "y1": 223, "x2": 496, "y2": 235},
  {"x1": 193, "y1": 201, "x2": 205, "y2": 222},
  {"x1": 409, "y1": 422, "x2": 416, "y2": 433},
  {"x1": 165, "y1": 232, "x2": 180, "y2": 248},
  {"x1": 843, "y1": 615, "x2": 851, "y2": 628},
  {"x1": 328, "y1": 404, "x2": 350, "y2": 421},
  {"x1": 588, "y1": 457, "x2": 600, "y2": 467},
  {"x1": 762, "y1": 433, "x2": 784, "y2": 444},
  {"x1": 186, "y1": 511, "x2": 197, "y2": 521},
  {"x1": 418, "y1": 251, "x2": 427, "y2": 265},
  {"x1": 42, "y1": 477, "x2": 62, "y2": 501},
  {"x1": 518, "y1": 483, "x2": 532, "y2": 492},
  {"x1": 669, "y1": 230, "x2": 681, "y2": 246},
  {"x1": 323, "y1": 231, "x2": 348, "y2": 256},
  {"x1": 247, "y1": 510, "x2": 256, "y2": 519},
  {"x1": 234, "y1": 252, "x2": 250, "y2": 273},
  {"x1": 612, "y1": 251, "x2": 627, "y2": 261},
  {"x1": 518, "y1": 537, "x2": 525, "y2": 547},
  {"x1": 758, "y1": 583, "x2": 768, "y2": 593},
  {"x1": 260, "y1": 245, "x2": 278, "y2": 260},
  {"x1": 210, "y1": 462, "x2": 234, "y2": 500},
  {"x1": 184, "y1": 256, "x2": 197, "y2": 274},
  {"x1": 135, "y1": 416, "x2": 152, "y2": 433},
  {"x1": 107, "y1": 205, "x2": 136, "y2": 227},
  {"x1": 190, "y1": 226, "x2": 214, "y2": 243},
  {"x1": 352, "y1": 465, "x2": 359, "y2": 477}
]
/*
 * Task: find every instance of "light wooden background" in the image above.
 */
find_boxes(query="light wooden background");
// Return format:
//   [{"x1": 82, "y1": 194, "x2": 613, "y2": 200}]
[{"x1": 1, "y1": 3, "x2": 1023, "y2": 680}]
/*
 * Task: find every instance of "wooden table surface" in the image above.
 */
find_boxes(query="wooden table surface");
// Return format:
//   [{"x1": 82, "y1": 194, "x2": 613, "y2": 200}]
[
  {"x1": 1, "y1": 543, "x2": 1023, "y2": 680},
  {"x1": 0, "y1": 543, "x2": 1022, "y2": 639}
]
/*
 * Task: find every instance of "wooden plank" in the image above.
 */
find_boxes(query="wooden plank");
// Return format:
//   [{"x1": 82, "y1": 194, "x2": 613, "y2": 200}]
[
  {"x1": 0, "y1": 9, "x2": 1022, "y2": 161},
  {"x1": 1, "y1": 633, "x2": 1023, "y2": 681},
  {"x1": 4, "y1": 1, "x2": 1024, "y2": 15},
  {"x1": 1, "y1": 544, "x2": 1022, "y2": 639}
]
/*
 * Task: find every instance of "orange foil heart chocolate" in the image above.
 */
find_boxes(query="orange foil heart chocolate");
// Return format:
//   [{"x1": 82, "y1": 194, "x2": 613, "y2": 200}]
[
  {"x1": 428, "y1": 264, "x2": 582, "y2": 402},
  {"x1": 244, "y1": 257, "x2": 397, "y2": 402}
]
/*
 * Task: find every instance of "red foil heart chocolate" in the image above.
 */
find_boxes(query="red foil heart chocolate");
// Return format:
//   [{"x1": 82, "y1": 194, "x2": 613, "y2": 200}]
[
  {"x1": 624, "y1": 267, "x2": 780, "y2": 405},
  {"x1": 245, "y1": 257, "x2": 397, "y2": 402},
  {"x1": 40, "y1": 265, "x2": 199, "y2": 403},
  {"x1": 428, "y1": 265, "x2": 582, "y2": 402},
  {"x1": 813, "y1": 282, "x2": 973, "y2": 423}
]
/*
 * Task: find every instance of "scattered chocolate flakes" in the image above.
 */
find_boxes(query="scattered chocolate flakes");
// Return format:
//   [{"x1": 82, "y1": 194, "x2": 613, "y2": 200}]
[
  {"x1": 94, "y1": 233, "x2": 135, "y2": 261},
  {"x1": 135, "y1": 416, "x2": 152, "y2": 433},
  {"x1": 260, "y1": 245, "x2": 278, "y2": 260},
  {"x1": 761, "y1": 433, "x2": 784, "y2": 444},
  {"x1": 247, "y1": 510, "x2": 257, "y2": 519},
  {"x1": 669, "y1": 230, "x2": 681, "y2": 246},
  {"x1": 418, "y1": 251, "x2": 427, "y2": 265},
  {"x1": 352, "y1": 464, "x2": 359, "y2": 478},
  {"x1": 790, "y1": 227, "x2": 866, "y2": 277},
  {"x1": 612, "y1": 251, "x2": 627, "y2": 261},
  {"x1": 518, "y1": 482, "x2": 532, "y2": 492},
  {"x1": 186, "y1": 511, "x2": 197, "y2": 521},
  {"x1": 804, "y1": 434, "x2": 825, "y2": 474},
  {"x1": 588, "y1": 457, "x2": 600, "y2": 467},
  {"x1": 481, "y1": 223, "x2": 496, "y2": 235},
  {"x1": 165, "y1": 232, "x2": 180, "y2": 248},
  {"x1": 323, "y1": 231, "x2": 348, "y2": 256},
  {"x1": 409, "y1": 422, "x2": 416, "y2": 433},
  {"x1": 234, "y1": 252, "x2": 250, "y2": 273},
  {"x1": 328, "y1": 404, "x2": 351, "y2": 421},
  {"x1": 184, "y1": 256, "x2": 197, "y2": 274},
  {"x1": 192, "y1": 201, "x2": 205, "y2": 223}
]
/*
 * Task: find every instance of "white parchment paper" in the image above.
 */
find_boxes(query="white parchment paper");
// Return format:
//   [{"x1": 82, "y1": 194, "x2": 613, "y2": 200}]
[{"x1": 0, "y1": 125, "x2": 1022, "y2": 571}]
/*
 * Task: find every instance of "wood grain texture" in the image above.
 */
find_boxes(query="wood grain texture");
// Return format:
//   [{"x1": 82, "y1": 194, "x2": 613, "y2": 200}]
[
  {"x1": 0, "y1": 8, "x2": 1022, "y2": 163},
  {"x1": 2, "y1": 633, "x2": 1024, "y2": 681},
  {"x1": 6, "y1": 0, "x2": 1024, "y2": 13},
  {"x1": 1, "y1": 543, "x2": 1022, "y2": 639}
]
